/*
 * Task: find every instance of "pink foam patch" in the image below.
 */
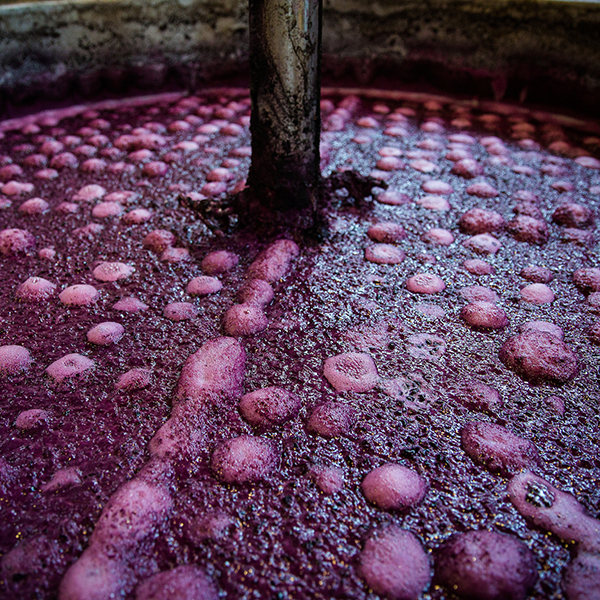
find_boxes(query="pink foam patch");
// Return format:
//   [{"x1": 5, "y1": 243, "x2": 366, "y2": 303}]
[
  {"x1": 435, "y1": 530, "x2": 537, "y2": 600},
  {"x1": 115, "y1": 368, "x2": 152, "y2": 391},
  {"x1": 308, "y1": 401, "x2": 357, "y2": 437},
  {"x1": 361, "y1": 464, "x2": 427, "y2": 510},
  {"x1": 462, "y1": 233, "x2": 501, "y2": 255},
  {"x1": 112, "y1": 297, "x2": 148, "y2": 312},
  {"x1": 58, "y1": 285, "x2": 99, "y2": 306},
  {"x1": 459, "y1": 285, "x2": 498, "y2": 303},
  {"x1": 367, "y1": 222, "x2": 406, "y2": 243},
  {"x1": 507, "y1": 216, "x2": 549, "y2": 245},
  {"x1": 16, "y1": 276, "x2": 56, "y2": 301},
  {"x1": 46, "y1": 353, "x2": 94, "y2": 383},
  {"x1": 508, "y1": 471, "x2": 600, "y2": 553},
  {"x1": 142, "y1": 161, "x2": 169, "y2": 177},
  {"x1": 459, "y1": 208, "x2": 506, "y2": 235},
  {"x1": 416, "y1": 195, "x2": 450, "y2": 210},
  {"x1": 87, "y1": 322, "x2": 125, "y2": 345},
  {"x1": 238, "y1": 279, "x2": 274, "y2": 306},
  {"x1": 461, "y1": 421, "x2": 539, "y2": 476},
  {"x1": 575, "y1": 155, "x2": 600, "y2": 169},
  {"x1": 463, "y1": 259, "x2": 494, "y2": 276},
  {"x1": 449, "y1": 379, "x2": 502, "y2": 412},
  {"x1": 239, "y1": 386, "x2": 300, "y2": 428},
  {"x1": 58, "y1": 547, "x2": 125, "y2": 600},
  {"x1": 323, "y1": 352, "x2": 379, "y2": 392},
  {"x1": 562, "y1": 552, "x2": 600, "y2": 600},
  {"x1": 359, "y1": 526, "x2": 431, "y2": 600},
  {"x1": 0, "y1": 228, "x2": 35, "y2": 254},
  {"x1": 207, "y1": 167, "x2": 234, "y2": 182},
  {"x1": 161, "y1": 247, "x2": 190, "y2": 263},
  {"x1": 375, "y1": 190, "x2": 410, "y2": 206},
  {"x1": 93, "y1": 262, "x2": 135, "y2": 282},
  {"x1": 452, "y1": 158, "x2": 483, "y2": 178},
  {"x1": 19, "y1": 198, "x2": 50, "y2": 215},
  {"x1": 92, "y1": 202, "x2": 123, "y2": 218},
  {"x1": 223, "y1": 303, "x2": 268, "y2": 336},
  {"x1": 461, "y1": 302, "x2": 509, "y2": 330},
  {"x1": 89, "y1": 479, "x2": 173, "y2": 551},
  {"x1": 187, "y1": 276, "x2": 222, "y2": 296},
  {"x1": 499, "y1": 331, "x2": 578, "y2": 384},
  {"x1": 15, "y1": 408, "x2": 50, "y2": 429},
  {"x1": 520, "y1": 283, "x2": 555, "y2": 304},
  {"x1": 176, "y1": 337, "x2": 245, "y2": 401},
  {"x1": 72, "y1": 184, "x2": 106, "y2": 202},
  {"x1": 376, "y1": 156, "x2": 405, "y2": 171},
  {"x1": 135, "y1": 566, "x2": 218, "y2": 600},
  {"x1": 201, "y1": 250, "x2": 239, "y2": 274},
  {"x1": 552, "y1": 202, "x2": 595, "y2": 228},
  {"x1": 466, "y1": 181, "x2": 499, "y2": 198},
  {"x1": 124, "y1": 208, "x2": 152, "y2": 224},
  {"x1": 143, "y1": 229, "x2": 176, "y2": 252},
  {"x1": 365, "y1": 244, "x2": 406, "y2": 264},
  {"x1": 2, "y1": 181, "x2": 35, "y2": 196},
  {"x1": 406, "y1": 273, "x2": 446, "y2": 294},
  {"x1": 573, "y1": 267, "x2": 600, "y2": 294},
  {"x1": 0, "y1": 345, "x2": 32, "y2": 375},
  {"x1": 521, "y1": 265, "x2": 554, "y2": 283},
  {"x1": 163, "y1": 302, "x2": 198, "y2": 322},
  {"x1": 41, "y1": 467, "x2": 82, "y2": 493},
  {"x1": 247, "y1": 239, "x2": 300, "y2": 283},
  {"x1": 423, "y1": 228, "x2": 454, "y2": 246},
  {"x1": 311, "y1": 466, "x2": 344, "y2": 495},
  {"x1": 211, "y1": 435, "x2": 278, "y2": 484}
]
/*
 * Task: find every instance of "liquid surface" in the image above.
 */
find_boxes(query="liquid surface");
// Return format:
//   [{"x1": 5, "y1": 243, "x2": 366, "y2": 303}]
[{"x1": 0, "y1": 90, "x2": 599, "y2": 600}]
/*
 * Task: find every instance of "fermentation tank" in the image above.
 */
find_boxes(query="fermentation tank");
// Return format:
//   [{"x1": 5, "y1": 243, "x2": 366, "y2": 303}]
[{"x1": 1, "y1": 2, "x2": 600, "y2": 600}]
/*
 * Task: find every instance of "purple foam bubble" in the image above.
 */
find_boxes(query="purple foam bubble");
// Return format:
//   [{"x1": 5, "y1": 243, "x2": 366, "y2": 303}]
[
  {"x1": 461, "y1": 302, "x2": 509, "y2": 330},
  {"x1": 461, "y1": 421, "x2": 539, "y2": 476},
  {"x1": 499, "y1": 331, "x2": 578, "y2": 384},
  {"x1": 508, "y1": 472, "x2": 600, "y2": 553},
  {"x1": 58, "y1": 284, "x2": 99, "y2": 306},
  {"x1": 93, "y1": 262, "x2": 135, "y2": 282},
  {"x1": 0, "y1": 345, "x2": 32, "y2": 375},
  {"x1": 435, "y1": 530, "x2": 537, "y2": 600},
  {"x1": 359, "y1": 526, "x2": 431, "y2": 600},
  {"x1": 87, "y1": 322, "x2": 125, "y2": 345},
  {"x1": 406, "y1": 273, "x2": 446, "y2": 294},
  {"x1": 307, "y1": 401, "x2": 357, "y2": 438},
  {"x1": 201, "y1": 250, "x2": 239, "y2": 274},
  {"x1": 239, "y1": 386, "x2": 300, "y2": 429},
  {"x1": 361, "y1": 463, "x2": 427, "y2": 511},
  {"x1": 46, "y1": 353, "x2": 94, "y2": 383},
  {"x1": 247, "y1": 239, "x2": 300, "y2": 283},
  {"x1": 323, "y1": 352, "x2": 379, "y2": 392},
  {"x1": 176, "y1": 337, "x2": 245, "y2": 401},
  {"x1": 135, "y1": 566, "x2": 217, "y2": 600},
  {"x1": 211, "y1": 435, "x2": 278, "y2": 484},
  {"x1": 223, "y1": 303, "x2": 268, "y2": 336}
]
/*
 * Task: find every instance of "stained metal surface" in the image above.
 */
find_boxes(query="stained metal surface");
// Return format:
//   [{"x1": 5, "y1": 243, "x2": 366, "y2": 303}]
[{"x1": 248, "y1": 0, "x2": 322, "y2": 212}]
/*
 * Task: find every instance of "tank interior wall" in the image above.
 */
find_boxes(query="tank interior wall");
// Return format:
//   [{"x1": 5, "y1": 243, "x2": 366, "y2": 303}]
[{"x1": 0, "y1": 0, "x2": 599, "y2": 116}]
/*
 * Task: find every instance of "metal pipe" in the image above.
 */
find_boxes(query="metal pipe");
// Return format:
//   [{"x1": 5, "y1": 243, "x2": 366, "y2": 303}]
[{"x1": 247, "y1": 0, "x2": 322, "y2": 215}]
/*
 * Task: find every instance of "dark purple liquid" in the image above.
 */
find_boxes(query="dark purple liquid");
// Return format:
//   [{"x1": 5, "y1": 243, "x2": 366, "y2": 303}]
[{"x1": 1, "y1": 91, "x2": 599, "y2": 599}]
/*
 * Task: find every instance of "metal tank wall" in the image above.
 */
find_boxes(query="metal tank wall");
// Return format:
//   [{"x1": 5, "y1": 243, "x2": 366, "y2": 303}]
[{"x1": 0, "y1": 0, "x2": 599, "y2": 116}]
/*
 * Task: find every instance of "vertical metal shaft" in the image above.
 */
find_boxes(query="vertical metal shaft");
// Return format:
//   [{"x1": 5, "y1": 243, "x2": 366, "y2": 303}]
[{"x1": 248, "y1": 0, "x2": 322, "y2": 213}]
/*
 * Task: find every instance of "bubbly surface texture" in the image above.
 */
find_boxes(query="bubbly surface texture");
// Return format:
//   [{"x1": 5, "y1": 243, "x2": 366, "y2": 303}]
[{"x1": 1, "y1": 90, "x2": 600, "y2": 600}]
